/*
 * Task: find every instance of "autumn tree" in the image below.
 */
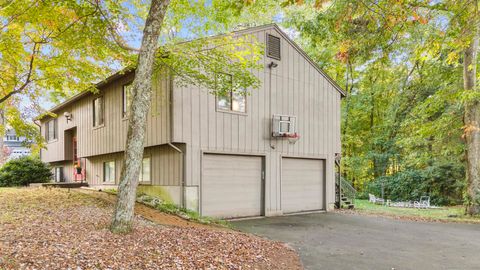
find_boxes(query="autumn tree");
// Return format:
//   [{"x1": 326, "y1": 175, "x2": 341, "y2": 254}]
[
  {"x1": 461, "y1": 0, "x2": 479, "y2": 215},
  {"x1": 0, "y1": 0, "x2": 130, "y2": 158},
  {"x1": 109, "y1": 0, "x2": 171, "y2": 233},
  {"x1": 282, "y1": 0, "x2": 478, "y2": 207},
  {"x1": 107, "y1": 0, "x2": 264, "y2": 233}
]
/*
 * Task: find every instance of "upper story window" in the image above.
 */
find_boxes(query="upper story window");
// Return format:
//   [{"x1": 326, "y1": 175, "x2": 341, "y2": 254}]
[
  {"x1": 46, "y1": 119, "x2": 57, "y2": 142},
  {"x1": 216, "y1": 73, "x2": 246, "y2": 113},
  {"x1": 93, "y1": 96, "x2": 104, "y2": 127},
  {"x1": 122, "y1": 83, "x2": 133, "y2": 118}
]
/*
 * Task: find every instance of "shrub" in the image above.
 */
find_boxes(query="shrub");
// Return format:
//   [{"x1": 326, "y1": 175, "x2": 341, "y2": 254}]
[
  {"x1": 0, "y1": 156, "x2": 52, "y2": 187},
  {"x1": 366, "y1": 162, "x2": 464, "y2": 206}
]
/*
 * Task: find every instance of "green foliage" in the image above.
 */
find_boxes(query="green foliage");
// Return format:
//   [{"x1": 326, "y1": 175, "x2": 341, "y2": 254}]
[
  {"x1": 104, "y1": 189, "x2": 229, "y2": 227},
  {"x1": 279, "y1": 0, "x2": 478, "y2": 205},
  {"x1": 0, "y1": 0, "x2": 132, "y2": 149},
  {"x1": 157, "y1": 34, "x2": 263, "y2": 96},
  {"x1": 367, "y1": 162, "x2": 464, "y2": 206},
  {"x1": 137, "y1": 192, "x2": 229, "y2": 227},
  {"x1": 0, "y1": 157, "x2": 52, "y2": 187}
]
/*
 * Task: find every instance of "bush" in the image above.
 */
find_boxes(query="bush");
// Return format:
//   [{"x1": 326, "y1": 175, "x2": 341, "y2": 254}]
[
  {"x1": 0, "y1": 156, "x2": 52, "y2": 187},
  {"x1": 366, "y1": 162, "x2": 464, "y2": 206}
]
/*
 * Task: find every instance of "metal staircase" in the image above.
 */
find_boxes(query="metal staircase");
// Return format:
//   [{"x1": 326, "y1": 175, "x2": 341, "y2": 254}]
[{"x1": 335, "y1": 175, "x2": 357, "y2": 209}]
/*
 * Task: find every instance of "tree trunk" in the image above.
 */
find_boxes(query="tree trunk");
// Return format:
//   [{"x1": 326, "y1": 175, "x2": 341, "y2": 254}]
[
  {"x1": 110, "y1": 0, "x2": 171, "y2": 233},
  {"x1": 464, "y1": 10, "x2": 479, "y2": 215},
  {"x1": 341, "y1": 61, "x2": 353, "y2": 179}
]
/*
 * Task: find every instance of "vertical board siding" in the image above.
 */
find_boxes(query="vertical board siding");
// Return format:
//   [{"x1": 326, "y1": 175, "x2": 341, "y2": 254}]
[
  {"x1": 41, "y1": 73, "x2": 171, "y2": 162},
  {"x1": 85, "y1": 144, "x2": 182, "y2": 186},
  {"x1": 40, "y1": 25, "x2": 342, "y2": 215},
  {"x1": 172, "y1": 27, "x2": 342, "y2": 213}
]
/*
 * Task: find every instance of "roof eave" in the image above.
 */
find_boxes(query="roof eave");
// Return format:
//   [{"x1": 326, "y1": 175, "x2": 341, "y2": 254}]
[
  {"x1": 37, "y1": 68, "x2": 134, "y2": 121},
  {"x1": 269, "y1": 24, "x2": 346, "y2": 97}
]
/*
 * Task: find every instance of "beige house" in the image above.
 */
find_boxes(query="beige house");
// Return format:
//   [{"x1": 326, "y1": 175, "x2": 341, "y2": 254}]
[{"x1": 39, "y1": 24, "x2": 344, "y2": 218}]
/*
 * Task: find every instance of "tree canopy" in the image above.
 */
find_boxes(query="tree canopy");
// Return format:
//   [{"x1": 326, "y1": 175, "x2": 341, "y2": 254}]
[
  {"x1": 283, "y1": 0, "x2": 478, "y2": 206},
  {"x1": 4, "y1": 0, "x2": 478, "y2": 210}
]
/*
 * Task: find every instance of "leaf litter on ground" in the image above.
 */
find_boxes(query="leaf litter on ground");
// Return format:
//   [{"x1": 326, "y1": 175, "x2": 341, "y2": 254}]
[{"x1": 0, "y1": 188, "x2": 301, "y2": 270}]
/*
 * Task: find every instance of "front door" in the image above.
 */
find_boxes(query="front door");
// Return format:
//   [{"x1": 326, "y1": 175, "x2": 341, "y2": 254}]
[{"x1": 72, "y1": 135, "x2": 84, "y2": 182}]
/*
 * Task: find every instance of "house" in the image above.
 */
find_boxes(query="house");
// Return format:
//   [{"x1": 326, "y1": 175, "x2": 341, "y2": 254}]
[
  {"x1": 3, "y1": 129, "x2": 31, "y2": 160},
  {"x1": 38, "y1": 24, "x2": 344, "y2": 218}
]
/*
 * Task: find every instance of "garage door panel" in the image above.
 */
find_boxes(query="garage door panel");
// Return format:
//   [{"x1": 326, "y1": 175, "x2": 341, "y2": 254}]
[
  {"x1": 282, "y1": 158, "x2": 325, "y2": 213},
  {"x1": 202, "y1": 154, "x2": 262, "y2": 218}
]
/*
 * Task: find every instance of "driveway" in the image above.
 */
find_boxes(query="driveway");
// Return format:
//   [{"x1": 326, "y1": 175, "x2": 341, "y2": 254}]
[{"x1": 233, "y1": 213, "x2": 480, "y2": 270}]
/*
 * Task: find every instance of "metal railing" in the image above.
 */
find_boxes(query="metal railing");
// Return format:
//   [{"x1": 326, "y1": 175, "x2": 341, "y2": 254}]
[{"x1": 340, "y1": 177, "x2": 357, "y2": 206}]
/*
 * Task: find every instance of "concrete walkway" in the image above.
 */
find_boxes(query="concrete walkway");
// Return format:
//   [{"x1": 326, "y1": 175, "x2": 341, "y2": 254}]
[{"x1": 233, "y1": 213, "x2": 480, "y2": 270}]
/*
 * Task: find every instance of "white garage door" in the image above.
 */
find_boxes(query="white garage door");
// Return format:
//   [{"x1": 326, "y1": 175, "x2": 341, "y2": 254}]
[
  {"x1": 281, "y1": 158, "x2": 325, "y2": 213},
  {"x1": 202, "y1": 154, "x2": 263, "y2": 218}
]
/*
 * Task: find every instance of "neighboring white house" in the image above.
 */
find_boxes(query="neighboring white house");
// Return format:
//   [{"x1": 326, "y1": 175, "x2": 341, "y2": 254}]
[{"x1": 4, "y1": 129, "x2": 31, "y2": 160}]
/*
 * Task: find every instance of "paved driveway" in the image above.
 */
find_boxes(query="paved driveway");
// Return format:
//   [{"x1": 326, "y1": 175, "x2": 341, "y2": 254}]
[{"x1": 233, "y1": 213, "x2": 480, "y2": 270}]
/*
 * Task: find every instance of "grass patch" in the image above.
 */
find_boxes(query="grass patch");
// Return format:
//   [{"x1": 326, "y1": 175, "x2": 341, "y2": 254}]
[
  {"x1": 353, "y1": 199, "x2": 480, "y2": 223},
  {"x1": 102, "y1": 188, "x2": 229, "y2": 227},
  {"x1": 154, "y1": 201, "x2": 230, "y2": 227}
]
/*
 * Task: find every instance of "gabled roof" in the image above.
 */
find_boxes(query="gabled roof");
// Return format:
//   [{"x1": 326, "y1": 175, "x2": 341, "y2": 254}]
[
  {"x1": 249, "y1": 24, "x2": 346, "y2": 97},
  {"x1": 40, "y1": 24, "x2": 345, "y2": 120},
  {"x1": 37, "y1": 69, "x2": 134, "y2": 120}
]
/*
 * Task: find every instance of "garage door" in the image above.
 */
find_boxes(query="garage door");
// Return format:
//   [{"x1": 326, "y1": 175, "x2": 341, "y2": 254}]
[
  {"x1": 202, "y1": 154, "x2": 263, "y2": 218},
  {"x1": 281, "y1": 158, "x2": 325, "y2": 213}
]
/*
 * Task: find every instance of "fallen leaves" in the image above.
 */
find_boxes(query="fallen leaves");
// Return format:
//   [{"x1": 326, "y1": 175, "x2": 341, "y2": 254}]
[{"x1": 0, "y1": 188, "x2": 301, "y2": 270}]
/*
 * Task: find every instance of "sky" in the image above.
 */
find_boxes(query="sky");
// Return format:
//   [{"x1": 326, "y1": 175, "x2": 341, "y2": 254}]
[{"x1": 35, "y1": 1, "x2": 294, "y2": 115}]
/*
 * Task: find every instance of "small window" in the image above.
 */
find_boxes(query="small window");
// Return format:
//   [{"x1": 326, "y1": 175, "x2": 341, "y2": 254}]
[
  {"x1": 103, "y1": 161, "x2": 115, "y2": 183},
  {"x1": 266, "y1": 34, "x2": 281, "y2": 60},
  {"x1": 93, "y1": 96, "x2": 104, "y2": 127},
  {"x1": 216, "y1": 73, "x2": 246, "y2": 113},
  {"x1": 122, "y1": 83, "x2": 133, "y2": 117},
  {"x1": 46, "y1": 119, "x2": 57, "y2": 142},
  {"x1": 139, "y1": 157, "x2": 151, "y2": 183}
]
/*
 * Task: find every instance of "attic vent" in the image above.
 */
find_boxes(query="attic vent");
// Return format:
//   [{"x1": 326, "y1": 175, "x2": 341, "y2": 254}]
[{"x1": 266, "y1": 34, "x2": 281, "y2": 60}]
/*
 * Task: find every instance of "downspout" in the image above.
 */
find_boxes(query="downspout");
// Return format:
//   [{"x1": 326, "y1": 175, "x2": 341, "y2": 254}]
[
  {"x1": 168, "y1": 74, "x2": 186, "y2": 209},
  {"x1": 268, "y1": 61, "x2": 278, "y2": 149},
  {"x1": 167, "y1": 143, "x2": 184, "y2": 208}
]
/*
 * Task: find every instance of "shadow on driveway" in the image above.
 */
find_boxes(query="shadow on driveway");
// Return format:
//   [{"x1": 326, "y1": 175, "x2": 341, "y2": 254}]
[{"x1": 233, "y1": 213, "x2": 480, "y2": 270}]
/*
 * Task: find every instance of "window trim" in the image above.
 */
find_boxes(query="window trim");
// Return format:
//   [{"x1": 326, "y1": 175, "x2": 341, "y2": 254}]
[
  {"x1": 122, "y1": 83, "x2": 133, "y2": 119},
  {"x1": 103, "y1": 160, "x2": 116, "y2": 183},
  {"x1": 215, "y1": 73, "x2": 247, "y2": 114},
  {"x1": 93, "y1": 96, "x2": 105, "y2": 128},
  {"x1": 45, "y1": 118, "x2": 58, "y2": 143},
  {"x1": 138, "y1": 156, "x2": 152, "y2": 185}
]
